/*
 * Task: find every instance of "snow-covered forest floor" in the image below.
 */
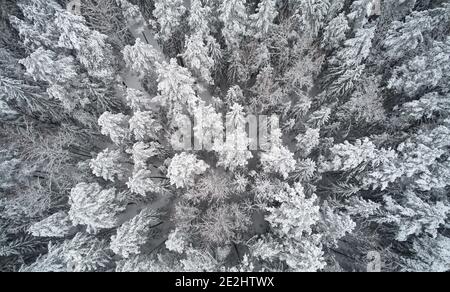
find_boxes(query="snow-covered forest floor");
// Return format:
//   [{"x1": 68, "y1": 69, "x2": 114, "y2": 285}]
[{"x1": 1, "y1": 0, "x2": 450, "y2": 272}]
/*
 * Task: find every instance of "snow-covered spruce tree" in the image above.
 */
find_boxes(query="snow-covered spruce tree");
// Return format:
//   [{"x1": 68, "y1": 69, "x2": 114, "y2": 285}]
[
  {"x1": 110, "y1": 208, "x2": 160, "y2": 258},
  {"x1": 381, "y1": 6, "x2": 450, "y2": 63},
  {"x1": 167, "y1": 153, "x2": 209, "y2": 189},
  {"x1": 153, "y1": 0, "x2": 186, "y2": 42},
  {"x1": 403, "y1": 235, "x2": 450, "y2": 272},
  {"x1": 115, "y1": 0, "x2": 147, "y2": 34},
  {"x1": 219, "y1": 0, "x2": 248, "y2": 48},
  {"x1": 126, "y1": 168, "x2": 164, "y2": 197},
  {"x1": 21, "y1": 233, "x2": 111, "y2": 272},
  {"x1": 98, "y1": 112, "x2": 130, "y2": 145},
  {"x1": 318, "y1": 201, "x2": 356, "y2": 247},
  {"x1": 19, "y1": 47, "x2": 78, "y2": 84},
  {"x1": 9, "y1": 0, "x2": 61, "y2": 50},
  {"x1": 28, "y1": 212, "x2": 74, "y2": 238},
  {"x1": 90, "y1": 148, "x2": 129, "y2": 182},
  {"x1": 189, "y1": 0, "x2": 211, "y2": 35},
  {"x1": 68, "y1": 183, "x2": 126, "y2": 233},
  {"x1": 182, "y1": 33, "x2": 215, "y2": 84},
  {"x1": 53, "y1": 9, "x2": 116, "y2": 80},
  {"x1": 296, "y1": 127, "x2": 320, "y2": 158},
  {"x1": 346, "y1": 0, "x2": 372, "y2": 30},
  {"x1": 186, "y1": 0, "x2": 221, "y2": 78},
  {"x1": 250, "y1": 0, "x2": 278, "y2": 39},
  {"x1": 295, "y1": 0, "x2": 331, "y2": 38},
  {"x1": 388, "y1": 38, "x2": 450, "y2": 98},
  {"x1": 11, "y1": 0, "x2": 120, "y2": 124},
  {"x1": 250, "y1": 65, "x2": 284, "y2": 112},
  {"x1": 399, "y1": 92, "x2": 450, "y2": 123},
  {"x1": 325, "y1": 26, "x2": 376, "y2": 97},
  {"x1": 154, "y1": 58, "x2": 200, "y2": 116},
  {"x1": 251, "y1": 182, "x2": 326, "y2": 271},
  {"x1": 125, "y1": 88, "x2": 152, "y2": 111},
  {"x1": 122, "y1": 38, "x2": 162, "y2": 78},
  {"x1": 322, "y1": 13, "x2": 349, "y2": 51},
  {"x1": 129, "y1": 111, "x2": 162, "y2": 142},
  {"x1": 377, "y1": 193, "x2": 450, "y2": 242}
]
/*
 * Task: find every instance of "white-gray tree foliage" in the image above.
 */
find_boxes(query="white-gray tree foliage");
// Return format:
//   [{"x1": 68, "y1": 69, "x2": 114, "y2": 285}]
[
  {"x1": 90, "y1": 149, "x2": 128, "y2": 182},
  {"x1": 110, "y1": 208, "x2": 160, "y2": 258},
  {"x1": 19, "y1": 47, "x2": 78, "y2": 84},
  {"x1": 98, "y1": 112, "x2": 130, "y2": 145},
  {"x1": 219, "y1": 0, "x2": 248, "y2": 48},
  {"x1": 122, "y1": 38, "x2": 162, "y2": 77},
  {"x1": 167, "y1": 153, "x2": 209, "y2": 189},
  {"x1": 377, "y1": 193, "x2": 450, "y2": 242},
  {"x1": 4, "y1": 0, "x2": 450, "y2": 273},
  {"x1": 28, "y1": 212, "x2": 73, "y2": 238},
  {"x1": 69, "y1": 183, "x2": 126, "y2": 233},
  {"x1": 250, "y1": 0, "x2": 278, "y2": 38},
  {"x1": 296, "y1": 0, "x2": 331, "y2": 38},
  {"x1": 154, "y1": 58, "x2": 200, "y2": 116},
  {"x1": 153, "y1": 0, "x2": 186, "y2": 41},
  {"x1": 183, "y1": 33, "x2": 215, "y2": 84},
  {"x1": 129, "y1": 111, "x2": 162, "y2": 142}
]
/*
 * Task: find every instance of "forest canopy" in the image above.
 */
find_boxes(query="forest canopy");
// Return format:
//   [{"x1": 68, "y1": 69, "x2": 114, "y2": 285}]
[{"x1": 1, "y1": 0, "x2": 450, "y2": 272}]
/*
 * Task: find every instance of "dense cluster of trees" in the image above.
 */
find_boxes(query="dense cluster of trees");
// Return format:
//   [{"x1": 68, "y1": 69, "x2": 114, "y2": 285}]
[{"x1": 1, "y1": 0, "x2": 449, "y2": 272}]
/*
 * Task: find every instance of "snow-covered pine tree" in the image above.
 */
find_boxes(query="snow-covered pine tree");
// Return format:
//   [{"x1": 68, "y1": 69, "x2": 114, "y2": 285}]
[
  {"x1": 318, "y1": 201, "x2": 356, "y2": 247},
  {"x1": 322, "y1": 13, "x2": 349, "y2": 51},
  {"x1": 98, "y1": 112, "x2": 130, "y2": 145},
  {"x1": 183, "y1": 33, "x2": 215, "y2": 84},
  {"x1": 325, "y1": 26, "x2": 376, "y2": 97},
  {"x1": 250, "y1": 65, "x2": 284, "y2": 112},
  {"x1": 154, "y1": 58, "x2": 200, "y2": 116},
  {"x1": 296, "y1": 0, "x2": 330, "y2": 38},
  {"x1": 403, "y1": 234, "x2": 450, "y2": 272},
  {"x1": 19, "y1": 47, "x2": 78, "y2": 84},
  {"x1": 250, "y1": 0, "x2": 278, "y2": 39},
  {"x1": 129, "y1": 111, "x2": 162, "y2": 142},
  {"x1": 167, "y1": 153, "x2": 209, "y2": 189},
  {"x1": 377, "y1": 193, "x2": 450, "y2": 242},
  {"x1": 20, "y1": 233, "x2": 111, "y2": 272},
  {"x1": 296, "y1": 127, "x2": 320, "y2": 157},
  {"x1": 69, "y1": 183, "x2": 126, "y2": 233},
  {"x1": 153, "y1": 0, "x2": 186, "y2": 41},
  {"x1": 116, "y1": 0, "x2": 147, "y2": 34},
  {"x1": 125, "y1": 88, "x2": 152, "y2": 111},
  {"x1": 127, "y1": 168, "x2": 165, "y2": 197},
  {"x1": 219, "y1": 0, "x2": 248, "y2": 48},
  {"x1": 346, "y1": 0, "x2": 372, "y2": 30},
  {"x1": 110, "y1": 208, "x2": 160, "y2": 258},
  {"x1": 122, "y1": 38, "x2": 162, "y2": 78},
  {"x1": 9, "y1": 0, "x2": 61, "y2": 50},
  {"x1": 389, "y1": 38, "x2": 450, "y2": 98},
  {"x1": 251, "y1": 182, "x2": 326, "y2": 271},
  {"x1": 90, "y1": 149, "x2": 129, "y2": 182},
  {"x1": 54, "y1": 10, "x2": 116, "y2": 80},
  {"x1": 382, "y1": 6, "x2": 450, "y2": 63},
  {"x1": 28, "y1": 211, "x2": 73, "y2": 238}
]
